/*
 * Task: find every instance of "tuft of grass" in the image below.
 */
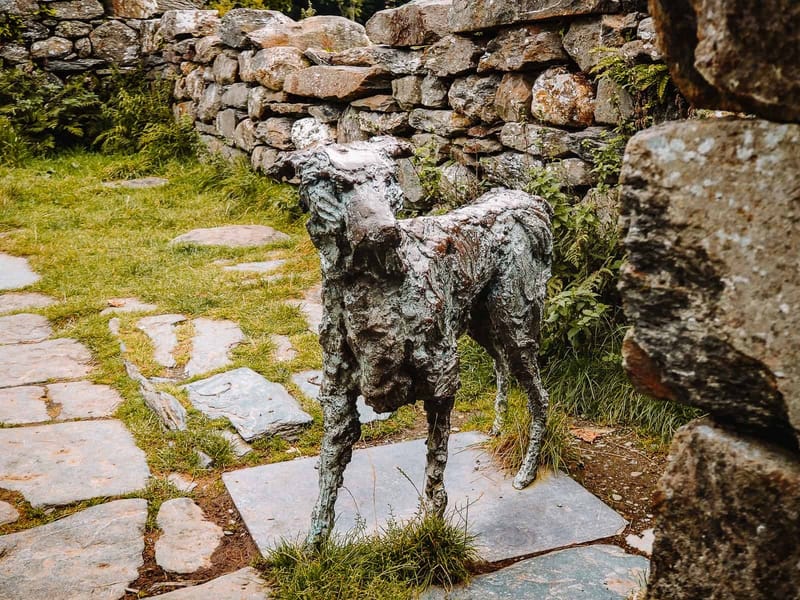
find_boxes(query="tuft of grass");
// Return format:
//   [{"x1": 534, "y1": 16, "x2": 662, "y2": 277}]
[{"x1": 258, "y1": 512, "x2": 479, "y2": 599}]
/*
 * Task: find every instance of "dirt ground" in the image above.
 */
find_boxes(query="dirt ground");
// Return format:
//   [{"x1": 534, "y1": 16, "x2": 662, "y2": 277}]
[{"x1": 123, "y1": 416, "x2": 664, "y2": 598}]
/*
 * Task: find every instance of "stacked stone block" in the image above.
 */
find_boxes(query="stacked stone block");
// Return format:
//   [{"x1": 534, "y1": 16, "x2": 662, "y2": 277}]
[
  {"x1": 154, "y1": 0, "x2": 658, "y2": 208},
  {"x1": 619, "y1": 0, "x2": 800, "y2": 597}
]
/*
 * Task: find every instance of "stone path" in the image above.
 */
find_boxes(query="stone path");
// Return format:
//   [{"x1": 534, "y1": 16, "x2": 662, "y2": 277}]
[
  {"x1": 223, "y1": 432, "x2": 627, "y2": 561},
  {"x1": 0, "y1": 292, "x2": 55, "y2": 313},
  {"x1": 0, "y1": 338, "x2": 93, "y2": 387},
  {"x1": 171, "y1": 224, "x2": 290, "y2": 247},
  {"x1": 152, "y1": 567, "x2": 270, "y2": 599},
  {"x1": 0, "y1": 381, "x2": 123, "y2": 424},
  {"x1": 0, "y1": 253, "x2": 40, "y2": 290},
  {"x1": 155, "y1": 498, "x2": 224, "y2": 573},
  {"x1": 286, "y1": 283, "x2": 323, "y2": 333}
]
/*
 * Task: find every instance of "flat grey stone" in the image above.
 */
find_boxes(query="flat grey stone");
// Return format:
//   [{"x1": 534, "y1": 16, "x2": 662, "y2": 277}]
[
  {"x1": 0, "y1": 292, "x2": 55, "y2": 314},
  {"x1": 0, "y1": 499, "x2": 147, "y2": 600},
  {"x1": 0, "y1": 313, "x2": 52, "y2": 345},
  {"x1": 626, "y1": 528, "x2": 655, "y2": 556},
  {"x1": 148, "y1": 567, "x2": 270, "y2": 599},
  {"x1": 421, "y1": 545, "x2": 649, "y2": 599},
  {"x1": 48, "y1": 381, "x2": 124, "y2": 420},
  {"x1": 270, "y1": 334, "x2": 297, "y2": 362},
  {"x1": 0, "y1": 339, "x2": 92, "y2": 388},
  {"x1": 137, "y1": 314, "x2": 186, "y2": 369},
  {"x1": 184, "y1": 367, "x2": 313, "y2": 441},
  {"x1": 221, "y1": 429, "x2": 253, "y2": 457},
  {"x1": 223, "y1": 259, "x2": 287, "y2": 273},
  {"x1": 223, "y1": 432, "x2": 627, "y2": 561},
  {"x1": 286, "y1": 284, "x2": 323, "y2": 333},
  {"x1": 100, "y1": 297, "x2": 158, "y2": 315},
  {"x1": 291, "y1": 370, "x2": 391, "y2": 424},
  {"x1": 171, "y1": 225, "x2": 290, "y2": 248},
  {"x1": 185, "y1": 318, "x2": 245, "y2": 377},
  {"x1": 156, "y1": 497, "x2": 224, "y2": 574},
  {"x1": 0, "y1": 385, "x2": 49, "y2": 424},
  {"x1": 0, "y1": 254, "x2": 40, "y2": 290},
  {"x1": 0, "y1": 420, "x2": 150, "y2": 506},
  {"x1": 102, "y1": 177, "x2": 169, "y2": 189},
  {"x1": 0, "y1": 500, "x2": 19, "y2": 526},
  {"x1": 167, "y1": 473, "x2": 198, "y2": 493}
]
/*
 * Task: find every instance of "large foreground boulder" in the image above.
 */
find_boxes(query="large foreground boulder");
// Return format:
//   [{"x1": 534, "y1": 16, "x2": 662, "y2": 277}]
[
  {"x1": 648, "y1": 420, "x2": 800, "y2": 599},
  {"x1": 620, "y1": 118, "x2": 800, "y2": 448},
  {"x1": 650, "y1": 0, "x2": 800, "y2": 123}
]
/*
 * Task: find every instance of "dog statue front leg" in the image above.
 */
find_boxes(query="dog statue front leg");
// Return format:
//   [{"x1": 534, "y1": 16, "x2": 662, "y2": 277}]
[{"x1": 423, "y1": 397, "x2": 454, "y2": 518}]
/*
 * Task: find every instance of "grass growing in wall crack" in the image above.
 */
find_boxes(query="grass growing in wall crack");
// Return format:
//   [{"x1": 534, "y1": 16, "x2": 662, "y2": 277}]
[{"x1": 258, "y1": 512, "x2": 479, "y2": 599}]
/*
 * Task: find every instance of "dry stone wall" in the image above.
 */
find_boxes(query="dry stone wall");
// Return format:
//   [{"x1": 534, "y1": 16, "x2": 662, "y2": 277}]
[{"x1": 146, "y1": 0, "x2": 655, "y2": 207}]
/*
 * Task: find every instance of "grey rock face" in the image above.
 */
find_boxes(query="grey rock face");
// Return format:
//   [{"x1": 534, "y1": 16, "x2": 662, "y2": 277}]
[
  {"x1": 137, "y1": 313, "x2": 186, "y2": 369},
  {"x1": 212, "y1": 52, "x2": 238, "y2": 84},
  {"x1": 218, "y1": 8, "x2": 292, "y2": 48},
  {"x1": 448, "y1": 74, "x2": 501, "y2": 123},
  {"x1": 183, "y1": 367, "x2": 313, "y2": 441},
  {"x1": 256, "y1": 117, "x2": 294, "y2": 149},
  {"x1": 283, "y1": 65, "x2": 391, "y2": 102},
  {"x1": 246, "y1": 14, "x2": 369, "y2": 52},
  {"x1": 620, "y1": 119, "x2": 800, "y2": 447},
  {"x1": 90, "y1": 21, "x2": 140, "y2": 64},
  {"x1": 0, "y1": 338, "x2": 92, "y2": 388},
  {"x1": 0, "y1": 253, "x2": 40, "y2": 290},
  {"x1": 439, "y1": 162, "x2": 480, "y2": 204},
  {"x1": 408, "y1": 109, "x2": 473, "y2": 136},
  {"x1": 171, "y1": 224, "x2": 290, "y2": 247},
  {"x1": 562, "y1": 15, "x2": 634, "y2": 72},
  {"x1": 223, "y1": 432, "x2": 625, "y2": 560},
  {"x1": 423, "y1": 545, "x2": 647, "y2": 599},
  {"x1": 316, "y1": 45, "x2": 424, "y2": 76},
  {"x1": 197, "y1": 83, "x2": 223, "y2": 122},
  {"x1": 195, "y1": 35, "x2": 223, "y2": 63},
  {"x1": 216, "y1": 107, "x2": 238, "y2": 140},
  {"x1": 0, "y1": 44, "x2": 31, "y2": 64},
  {"x1": 531, "y1": 66, "x2": 595, "y2": 128},
  {"x1": 392, "y1": 76, "x2": 422, "y2": 110},
  {"x1": 0, "y1": 499, "x2": 147, "y2": 600},
  {"x1": 650, "y1": 0, "x2": 800, "y2": 122},
  {"x1": 50, "y1": 0, "x2": 104, "y2": 20},
  {"x1": 0, "y1": 313, "x2": 51, "y2": 345},
  {"x1": 110, "y1": 0, "x2": 158, "y2": 18},
  {"x1": 648, "y1": 421, "x2": 800, "y2": 600},
  {"x1": 233, "y1": 118, "x2": 258, "y2": 150},
  {"x1": 30, "y1": 37, "x2": 73, "y2": 59},
  {"x1": 594, "y1": 77, "x2": 634, "y2": 125},
  {"x1": 0, "y1": 421, "x2": 150, "y2": 506},
  {"x1": 242, "y1": 47, "x2": 308, "y2": 90},
  {"x1": 479, "y1": 24, "x2": 568, "y2": 72},
  {"x1": 155, "y1": 498, "x2": 223, "y2": 574},
  {"x1": 495, "y1": 73, "x2": 535, "y2": 122},
  {"x1": 354, "y1": 110, "x2": 409, "y2": 137},
  {"x1": 55, "y1": 21, "x2": 92, "y2": 38},
  {"x1": 160, "y1": 10, "x2": 220, "y2": 42},
  {"x1": 366, "y1": 0, "x2": 452, "y2": 47},
  {"x1": 0, "y1": 0, "x2": 38, "y2": 15},
  {"x1": 184, "y1": 317, "x2": 245, "y2": 377},
  {"x1": 480, "y1": 151, "x2": 543, "y2": 190},
  {"x1": 420, "y1": 75, "x2": 449, "y2": 107},
  {"x1": 423, "y1": 34, "x2": 482, "y2": 77},
  {"x1": 147, "y1": 567, "x2": 270, "y2": 599},
  {"x1": 0, "y1": 292, "x2": 54, "y2": 313},
  {"x1": 248, "y1": 86, "x2": 287, "y2": 119}
]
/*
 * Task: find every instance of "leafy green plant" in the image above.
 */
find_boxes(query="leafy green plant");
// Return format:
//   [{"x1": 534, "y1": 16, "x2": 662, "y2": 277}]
[
  {"x1": 410, "y1": 141, "x2": 444, "y2": 208},
  {"x1": 0, "y1": 116, "x2": 31, "y2": 166},
  {"x1": 206, "y1": 0, "x2": 291, "y2": 16},
  {"x1": 0, "y1": 13, "x2": 24, "y2": 43}
]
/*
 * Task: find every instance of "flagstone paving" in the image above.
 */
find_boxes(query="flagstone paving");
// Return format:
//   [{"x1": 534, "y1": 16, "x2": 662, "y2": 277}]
[
  {"x1": 171, "y1": 225, "x2": 290, "y2": 247},
  {"x1": 100, "y1": 297, "x2": 159, "y2": 315},
  {"x1": 0, "y1": 381, "x2": 122, "y2": 424},
  {"x1": 270, "y1": 333, "x2": 298, "y2": 361},
  {"x1": 155, "y1": 498, "x2": 224, "y2": 574},
  {"x1": 0, "y1": 338, "x2": 93, "y2": 387},
  {"x1": 0, "y1": 499, "x2": 147, "y2": 600},
  {"x1": 145, "y1": 567, "x2": 270, "y2": 599},
  {"x1": 0, "y1": 420, "x2": 150, "y2": 506},
  {"x1": 223, "y1": 431, "x2": 627, "y2": 561},
  {"x1": 184, "y1": 367, "x2": 313, "y2": 441},
  {"x1": 0, "y1": 314, "x2": 52, "y2": 344},
  {"x1": 184, "y1": 317, "x2": 246, "y2": 377},
  {"x1": 292, "y1": 369, "x2": 392, "y2": 424},
  {"x1": 0, "y1": 253, "x2": 40, "y2": 290},
  {"x1": 0, "y1": 385, "x2": 50, "y2": 424},
  {"x1": 287, "y1": 283, "x2": 323, "y2": 333},
  {"x1": 0, "y1": 500, "x2": 19, "y2": 526},
  {"x1": 0, "y1": 292, "x2": 55, "y2": 313},
  {"x1": 421, "y1": 545, "x2": 649, "y2": 600},
  {"x1": 223, "y1": 259, "x2": 287, "y2": 273},
  {"x1": 137, "y1": 313, "x2": 187, "y2": 369}
]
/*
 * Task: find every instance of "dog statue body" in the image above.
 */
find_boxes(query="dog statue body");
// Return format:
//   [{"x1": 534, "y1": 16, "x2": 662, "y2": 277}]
[{"x1": 275, "y1": 138, "x2": 553, "y2": 546}]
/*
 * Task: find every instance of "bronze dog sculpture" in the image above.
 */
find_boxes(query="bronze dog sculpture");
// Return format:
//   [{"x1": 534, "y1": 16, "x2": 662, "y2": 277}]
[{"x1": 275, "y1": 137, "x2": 553, "y2": 546}]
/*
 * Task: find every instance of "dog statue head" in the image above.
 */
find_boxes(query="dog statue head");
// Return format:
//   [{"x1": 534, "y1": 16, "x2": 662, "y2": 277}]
[{"x1": 272, "y1": 137, "x2": 413, "y2": 274}]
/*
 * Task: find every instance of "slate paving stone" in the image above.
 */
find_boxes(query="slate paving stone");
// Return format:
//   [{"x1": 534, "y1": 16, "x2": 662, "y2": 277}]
[
  {"x1": 146, "y1": 567, "x2": 270, "y2": 599},
  {"x1": 184, "y1": 367, "x2": 313, "y2": 441},
  {"x1": 137, "y1": 313, "x2": 186, "y2": 369},
  {"x1": 184, "y1": 318, "x2": 246, "y2": 377},
  {"x1": 223, "y1": 259, "x2": 287, "y2": 273},
  {"x1": 0, "y1": 385, "x2": 49, "y2": 424},
  {"x1": 0, "y1": 292, "x2": 55, "y2": 314},
  {"x1": 0, "y1": 313, "x2": 52, "y2": 344},
  {"x1": 221, "y1": 429, "x2": 253, "y2": 457},
  {"x1": 0, "y1": 338, "x2": 92, "y2": 388},
  {"x1": 421, "y1": 545, "x2": 649, "y2": 599},
  {"x1": 0, "y1": 499, "x2": 147, "y2": 600},
  {"x1": 0, "y1": 420, "x2": 150, "y2": 506},
  {"x1": 167, "y1": 473, "x2": 198, "y2": 493},
  {"x1": 223, "y1": 432, "x2": 627, "y2": 561},
  {"x1": 171, "y1": 225, "x2": 290, "y2": 248},
  {"x1": 102, "y1": 176, "x2": 169, "y2": 189},
  {"x1": 0, "y1": 253, "x2": 40, "y2": 290},
  {"x1": 291, "y1": 370, "x2": 391, "y2": 424},
  {"x1": 270, "y1": 334, "x2": 297, "y2": 362},
  {"x1": 100, "y1": 296, "x2": 159, "y2": 315},
  {"x1": 156, "y1": 497, "x2": 224, "y2": 574},
  {"x1": 0, "y1": 500, "x2": 19, "y2": 526},
  {"x1": 626, "y1": 528, "x2": 655, "y2": 556},
  {"x1": 48, "y1": 380, "x2": 124, "y2": 420},
  {"x1": 286, "y1": 284, "x2": 323, "y2": 333}
]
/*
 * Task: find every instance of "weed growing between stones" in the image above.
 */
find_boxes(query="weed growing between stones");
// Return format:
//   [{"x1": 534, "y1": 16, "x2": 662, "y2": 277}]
[{"x1": 258, "y1": 512, "x2": 478, "y2": 599}]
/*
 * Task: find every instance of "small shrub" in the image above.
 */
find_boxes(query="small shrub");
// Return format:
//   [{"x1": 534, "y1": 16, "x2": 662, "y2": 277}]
[
  {"x1": 206, "y1": 0, "x2": 291, "y2": 16},
  {"x1": 259, "y1": 512, "x2": 478, "y2": 599},
  {"x1": 0, "y1": 116, "x2": 30, "y2": 166},
  {"x1": 410, "y1": 141, "x2": 444, "y2": 208}
]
